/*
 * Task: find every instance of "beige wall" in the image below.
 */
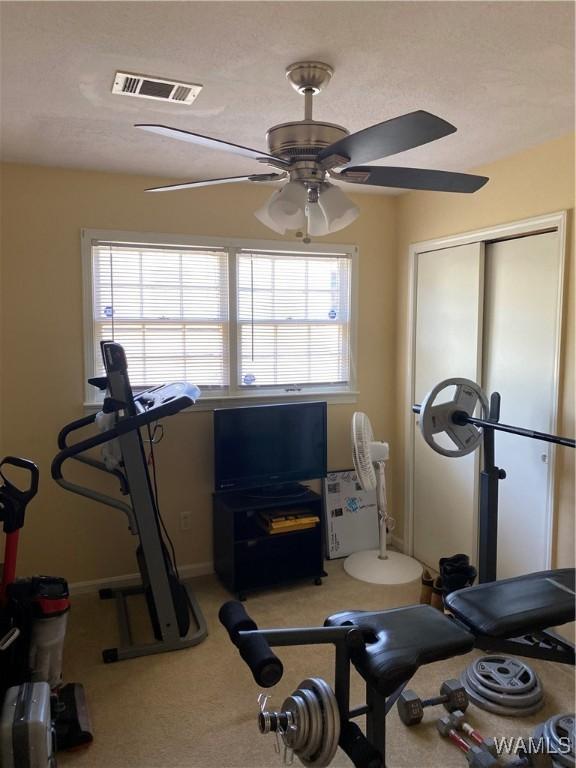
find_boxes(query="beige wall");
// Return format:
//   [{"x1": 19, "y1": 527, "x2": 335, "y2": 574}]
[
  {"x1": 395, "y1": 133, "x2": 575, "y2": 571},
  {"x1": 0, "y1": 163, "x2": 397, "y2": 583},
  {"x1": 1, "y1": 133, "x2": 573, "y2": 587}
]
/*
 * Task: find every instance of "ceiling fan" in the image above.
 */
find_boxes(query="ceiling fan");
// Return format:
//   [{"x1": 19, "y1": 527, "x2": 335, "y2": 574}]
[{"x1": 136, "y1": 61, "x2": 489, "y2": 237}]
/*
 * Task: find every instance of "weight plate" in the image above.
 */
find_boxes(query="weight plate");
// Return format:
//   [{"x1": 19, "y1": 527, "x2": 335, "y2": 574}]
[
  {"x1": 469, "y1": 656, "x2": 540, "y2": 696},
  {"x1": 542, "y1": 714, "x2": 575, "y2": 768},
  {"x1": 419, "y1": 378, "x2": 489, "y2": 458},
  {"x1": 282, "y1": 693, "x2": 309, "y2": 752},
  {"x1": 296, "y1": 686, "x2": 323, "y2": 762},
  {"x1": 463, "y1": 666, "x2": 543, "y2": 708},
  {"x1": 298, "y1": 678, "x2": 340, "y2": 768},
  {"x1": 310, "y1": 677, "x2": 340, "y2": 767},
  {"x1": 462, "y1": 657, "x2": 544, "y2": 709},
  {"x1": 461, "y1": 673, "x2": 545, "y2": 717},
  {"x1": 298, "y1": 679, "x2": 334, "y2": 768},
  {"x1": 299, "y1": 680, "x2": 335, "y2": 768}
]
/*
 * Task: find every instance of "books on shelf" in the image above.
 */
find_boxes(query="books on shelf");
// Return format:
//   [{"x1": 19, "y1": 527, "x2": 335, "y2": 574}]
[{"x1": 257, "y1": 510, "x2": 320, "y2": 535}]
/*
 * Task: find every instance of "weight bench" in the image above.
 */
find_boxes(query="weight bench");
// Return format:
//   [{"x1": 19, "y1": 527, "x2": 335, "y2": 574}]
[
  {"x1": 221, "y1": 568, "x2": 575, "y2": 767},
  {"x1": 446, "y1": 568, "x2": 575, "y2": 665}
]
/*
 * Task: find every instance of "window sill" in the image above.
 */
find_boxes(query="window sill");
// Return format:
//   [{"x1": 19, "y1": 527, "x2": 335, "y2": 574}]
[{"x1": 83, "y1": 390, "x2": 359, "y2": 414}]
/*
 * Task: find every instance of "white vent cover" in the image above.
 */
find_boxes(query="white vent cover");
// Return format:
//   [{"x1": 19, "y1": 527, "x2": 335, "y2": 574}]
[{"x1": 112, "y1": 72, "x2": 202, "y2": 105}]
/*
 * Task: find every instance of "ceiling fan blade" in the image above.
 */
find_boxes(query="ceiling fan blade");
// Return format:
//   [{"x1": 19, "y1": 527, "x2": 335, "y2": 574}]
[
  {"x1": 318, "y1": 111, "x2": 456, "y2": 166},
  {"x1": 339, "y1": 165, "x2": 489, "y2": 193},
  {"x1": 146, "y1": 173, "x2": 286, "y2": 192},
  {"x1": 136, "y1": 124, "x2": 286, "y2": 166}
]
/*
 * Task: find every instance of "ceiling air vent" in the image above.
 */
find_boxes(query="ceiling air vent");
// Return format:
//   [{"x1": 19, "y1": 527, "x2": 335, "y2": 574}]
[{"x1": 112, "y1": 72, "x2": 202, "y2": 105}]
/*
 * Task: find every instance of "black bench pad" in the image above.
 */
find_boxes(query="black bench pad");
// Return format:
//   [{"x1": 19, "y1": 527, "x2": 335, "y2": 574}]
[
  {"x1": 445, "y1": 569, "x2": 575, "y2": 638},
  {"x1": 325, "y1": 604, "x2": 474, "y2": 697}
]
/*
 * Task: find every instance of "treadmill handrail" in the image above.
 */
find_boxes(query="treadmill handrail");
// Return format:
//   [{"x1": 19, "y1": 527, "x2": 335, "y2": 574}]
[
  {"x1": 52, "y1": 395, "x2": 193, "y2": 530},
  {"x1": 52, "y1": 393, "x2": 194, "y2": 481},
  {"x1": 52, "y1": 425, "x2": 137, "y2": 527},
  {"x1": 57, "y1": 413, "x2": 98, "y2": 450},
  {"x1": 55, "y1": 476, "x2": 137, "y2": 529}
]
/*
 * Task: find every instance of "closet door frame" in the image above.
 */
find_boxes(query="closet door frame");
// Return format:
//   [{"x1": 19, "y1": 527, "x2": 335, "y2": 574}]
[{"x1": 404, "y1": 211, "x2": 568, "y2": 566}]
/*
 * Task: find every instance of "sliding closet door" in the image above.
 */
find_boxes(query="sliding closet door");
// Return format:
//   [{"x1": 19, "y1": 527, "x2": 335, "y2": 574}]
[
  {"x1": 413, "y1": 243, "x2": 484, "y2": 570},
  {"x1": 483, "y1": 232, "x2": 561, "y2": 579}
]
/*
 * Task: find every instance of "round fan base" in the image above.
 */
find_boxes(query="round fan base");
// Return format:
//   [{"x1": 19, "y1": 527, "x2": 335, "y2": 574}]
[{"x1": 343, "y1": 549, "x2": 422, "y2": 585}]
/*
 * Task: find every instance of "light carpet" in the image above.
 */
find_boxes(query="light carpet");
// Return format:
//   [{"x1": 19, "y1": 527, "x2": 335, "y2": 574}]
[{"x1": 59, "y1": 561, "x2": 575, "y2": 768}]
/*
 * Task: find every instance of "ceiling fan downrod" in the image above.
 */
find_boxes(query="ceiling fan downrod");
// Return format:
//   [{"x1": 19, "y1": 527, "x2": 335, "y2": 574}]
[
  {"x1": 266, "y1": 61, "x2": 349, "y2": 173},
  {"x1": 285, "y1": 60, "x2": 334, "y2": 122}
]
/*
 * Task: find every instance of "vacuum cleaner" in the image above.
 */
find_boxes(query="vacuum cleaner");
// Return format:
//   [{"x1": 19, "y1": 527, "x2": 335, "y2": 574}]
[{"x1": 0, "y1": 456, "x2": 93, "y2": 765}]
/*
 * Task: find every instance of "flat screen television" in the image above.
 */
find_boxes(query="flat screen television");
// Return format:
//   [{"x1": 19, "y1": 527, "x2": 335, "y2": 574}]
[{"x1": 214, "y1": 401, "x2": 327, "y2": 492}]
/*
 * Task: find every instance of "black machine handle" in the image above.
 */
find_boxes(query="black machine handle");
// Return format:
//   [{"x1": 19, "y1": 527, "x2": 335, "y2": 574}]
[
  {"x1": 0, "y1": 456, "x2": 40, "y2": 534},
  {"x1": 57, "y1": 413, "x2": 98, "y2": 450},
  {"x1": 219, "y1": 601, "x2": 284, "y2": 688},
  {"x1": 51, "y1": 395, "x2": 193, "y2": 481},
  {"x1": 0, "y1": 457, "x2": 39, "y2": 502}
]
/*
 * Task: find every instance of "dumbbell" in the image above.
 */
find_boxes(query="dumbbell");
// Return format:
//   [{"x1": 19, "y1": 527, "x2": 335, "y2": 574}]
[
  {"x1": 447, "y1": 710, "x2": 497, "y2": 757},
  {"x1": 397, "y1": 679, "x2": 469, "y2": 726},
  {"x1": 437, "y1": 716, "x2": 500, "y2": 768},
  {"x1": 508, "y1": 750, "x2": 554, "y2": 768}
]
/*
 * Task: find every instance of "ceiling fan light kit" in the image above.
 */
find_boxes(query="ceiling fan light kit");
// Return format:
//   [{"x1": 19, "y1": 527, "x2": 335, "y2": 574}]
[
  {"x1": 137, "y1": 61, "x2": 489, "y2": 238},
  {"x1": 254, "y1": 180, "x2": 308, "y2": 234}
]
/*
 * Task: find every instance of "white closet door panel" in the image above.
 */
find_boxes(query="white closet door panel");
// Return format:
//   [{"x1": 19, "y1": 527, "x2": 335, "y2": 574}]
[
  {"x1": 413, "y1": 243, "x2": 483, "y2": 570},
  {"x1": 483, "y1": 232, "x2": 560, "y2": 579}
]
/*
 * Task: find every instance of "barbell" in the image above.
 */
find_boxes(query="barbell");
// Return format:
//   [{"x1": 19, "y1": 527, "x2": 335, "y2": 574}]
[{"x1": 413, "y1": 378, "x2": 575, "y2": 458}]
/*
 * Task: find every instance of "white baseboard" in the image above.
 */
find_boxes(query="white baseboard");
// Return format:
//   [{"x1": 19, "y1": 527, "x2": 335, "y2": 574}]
[
  {"x1": 69, "y1": 560, "x2": 214, "y2": 595},
  {"x1": 390, "y1": 534, "x2": 405, "y2": 552}
]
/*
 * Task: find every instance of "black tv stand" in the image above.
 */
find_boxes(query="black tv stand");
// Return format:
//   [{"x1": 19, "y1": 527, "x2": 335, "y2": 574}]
[{"x1": 212, "y1": 483, "x2": 324, "y2": 600}]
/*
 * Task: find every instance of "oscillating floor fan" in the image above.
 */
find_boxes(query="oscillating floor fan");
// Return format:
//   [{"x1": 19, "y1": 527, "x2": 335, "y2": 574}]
[{"x1": 344, "y1": 412, "x2": 422, "y2": 585}]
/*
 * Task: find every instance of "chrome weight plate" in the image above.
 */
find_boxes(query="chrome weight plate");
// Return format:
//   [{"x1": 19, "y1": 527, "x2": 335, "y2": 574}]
[
  {"x1": 296, "y1": 686, "x2": 323, "y2": 763},
  {"x1": 298, "y1": 678, "x2": 340, "y2": 767},
  {"x1": 419, "y1": 378, "x2": 489, "y2": 457},
  {"x1": 311, "y1": 677, "x2": 340, "y2": 767},
  {"x1": 281, "y1": 693, "x2": 310, "y2": 752}
]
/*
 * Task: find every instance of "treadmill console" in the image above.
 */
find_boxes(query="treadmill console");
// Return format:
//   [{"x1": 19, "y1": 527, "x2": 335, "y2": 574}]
[{"x1": 134, "y1": 382, "x2": 201, "y2": 414}]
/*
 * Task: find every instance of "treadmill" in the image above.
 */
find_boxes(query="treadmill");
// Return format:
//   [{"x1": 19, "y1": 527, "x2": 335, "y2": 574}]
[{"x1": 52, "y1": 341, "x2": 207, "y2": 662}]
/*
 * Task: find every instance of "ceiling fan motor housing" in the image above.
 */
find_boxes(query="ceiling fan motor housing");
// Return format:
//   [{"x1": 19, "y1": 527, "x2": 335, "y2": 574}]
[{"x1": 266, "y1": 120, "x2": 348, "y2": 160}]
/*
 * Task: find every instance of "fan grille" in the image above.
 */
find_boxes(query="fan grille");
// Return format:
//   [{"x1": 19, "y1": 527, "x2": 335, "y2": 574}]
[
  {"x1": 352, "y1": 412, "x2": 377, "y2": 490},
  {"x1": 280, "y1": 146, "x2": 320, "y2": 157}
]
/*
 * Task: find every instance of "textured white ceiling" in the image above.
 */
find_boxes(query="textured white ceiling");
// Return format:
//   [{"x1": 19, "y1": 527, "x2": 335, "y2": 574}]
[{"x1": 0, "y1": 1, "x2": 574, "y2": 195}]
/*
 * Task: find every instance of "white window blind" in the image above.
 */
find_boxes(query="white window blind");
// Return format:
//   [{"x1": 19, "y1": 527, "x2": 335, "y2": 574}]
[
  {"x1": 237, "y1": 251, "x2": 352, "y2": 389},
  {"x1": 91, "y1": 242, "x2": 229, "y2": 389},
  {"x1": 85, "y1": 232, "x2": 356, "y2": 403}
]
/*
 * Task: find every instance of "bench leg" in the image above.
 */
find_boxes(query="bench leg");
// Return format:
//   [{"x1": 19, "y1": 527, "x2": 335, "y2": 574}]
[{"x1": 366, "y1": 684, "x2": 387, "y2": 766}]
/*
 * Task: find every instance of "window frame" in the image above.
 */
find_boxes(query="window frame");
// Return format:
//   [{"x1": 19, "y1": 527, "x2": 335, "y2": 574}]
[{"x1": 82, "y1": 228, "x2": 359, "y2": 409}]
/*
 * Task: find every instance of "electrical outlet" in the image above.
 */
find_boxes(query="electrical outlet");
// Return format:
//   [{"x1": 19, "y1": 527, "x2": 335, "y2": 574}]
[{"x1": 180, "y1": 510, "x2": 192, "y2": 531}]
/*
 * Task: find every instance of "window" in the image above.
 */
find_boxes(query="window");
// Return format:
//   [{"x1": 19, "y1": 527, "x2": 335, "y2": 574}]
[
  {"x1": 237, "y1": 250, "x2": 351, "y2": 390},
  {"x1": 83, "y1": 230, "x2": 357, "y2": 405},
  {"x1": 90, "y1": 242, "x2": 229, "y2": 389}
]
